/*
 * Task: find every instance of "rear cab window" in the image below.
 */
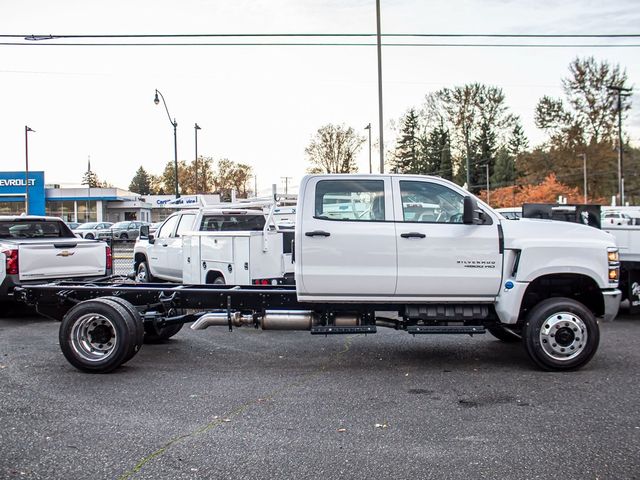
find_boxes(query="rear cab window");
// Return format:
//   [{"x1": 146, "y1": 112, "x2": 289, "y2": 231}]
[
  {"x1": 200, "y1": 213, "x2": 265, "y2": 232},
  {"x1": 314, "y1": 179, "x2": 385, "y2": 221},
  {"x1": 0, "y1": 220, "x2": 75, "y2": 239}
]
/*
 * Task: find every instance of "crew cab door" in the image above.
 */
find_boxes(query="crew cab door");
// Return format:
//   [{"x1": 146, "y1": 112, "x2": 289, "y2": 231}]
[
  {"x1": 167, "y1": 213, "x2": 196, "y2": 279},
  {"x1": 150, "y1": 214, "x2": 180, "y2": 280},
  {"x1": 392, "y1": 177, "x2": 502, "y2": 298},
  {"x1": 297, "y1": 176, "x2": 396, "y2": 297}
]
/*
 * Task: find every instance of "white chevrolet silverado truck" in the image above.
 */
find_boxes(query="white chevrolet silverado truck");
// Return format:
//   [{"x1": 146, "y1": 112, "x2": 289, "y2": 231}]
[
  {"x1": 16, "y1": 174, "x2": 620, "y2": 373},
  {"x1": 0, "y1": 216, "x2": 111, "y2": 304}
]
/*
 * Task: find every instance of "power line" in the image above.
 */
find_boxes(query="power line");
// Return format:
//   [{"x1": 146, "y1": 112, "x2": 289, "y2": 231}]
[
  {"x1": 1, "y1": 42, "x2": 638, "y2": 48},
  {"x1": 1, "y1": 33, "x2": 636, "y2": 39}
]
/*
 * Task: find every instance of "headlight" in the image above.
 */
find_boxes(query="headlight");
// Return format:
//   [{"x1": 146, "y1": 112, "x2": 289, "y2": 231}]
[{"x1": 607, "y1": 248, "x2": 620, "y2": 284}]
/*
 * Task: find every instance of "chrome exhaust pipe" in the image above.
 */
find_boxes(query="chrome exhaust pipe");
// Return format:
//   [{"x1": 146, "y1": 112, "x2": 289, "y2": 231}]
[{"x1": 191, "y1": 312, "x2": 254, "y2": 330}]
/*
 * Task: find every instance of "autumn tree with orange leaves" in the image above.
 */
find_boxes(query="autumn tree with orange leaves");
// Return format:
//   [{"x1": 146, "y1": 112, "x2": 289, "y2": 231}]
[{"x1": 477, "y1": 173, "x2": 605, "y2": 208}]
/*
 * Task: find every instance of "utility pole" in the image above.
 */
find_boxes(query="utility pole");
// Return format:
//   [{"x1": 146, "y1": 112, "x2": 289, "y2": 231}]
[
  {"x1": 194, "y1": 123, "x2": 201, "y2": 195},
  {"x1": 607, "y1": 85, "x2": 632, "y2": 205},
  {"x1": 578, "y1": 153, "x2": 587, "y2": 204},
  {"x1": 281, "y1": 177, "x2": 292, "y2": 195},
  {"x1": 375, "y1": 0, "x2": 384, "y2": 174}
]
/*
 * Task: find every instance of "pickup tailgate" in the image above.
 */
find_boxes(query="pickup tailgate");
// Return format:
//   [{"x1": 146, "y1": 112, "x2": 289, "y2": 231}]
[{"x1": 18, "y1": 240, "x2": 107, "y2": 281}]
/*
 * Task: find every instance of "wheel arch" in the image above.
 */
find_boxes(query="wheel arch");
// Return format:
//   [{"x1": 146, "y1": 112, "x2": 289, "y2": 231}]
[
  {"x1": 205, "y1": 270, "x2": 226, "y2": 284},
  {"x1": 518, "y1": 273, "x2": 604, "y2": 324}
]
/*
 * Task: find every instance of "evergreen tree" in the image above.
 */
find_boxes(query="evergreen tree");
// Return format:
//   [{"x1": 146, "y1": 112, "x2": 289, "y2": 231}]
[
  {"x1": 391, "y1": 109, "x2": 422, "y2": 174},
  {"x1": 420, "y1": 125, "x2": 452, "y2": 180},
  {"x1": 129, "y1": 166, "x2": 152, "y2": 194},
  {"x1": 81, "y1": 170, "x2": 99, "y2": 188},
  {"x1": 491, "y1": 147, "x2": 516, "y2": 188}
]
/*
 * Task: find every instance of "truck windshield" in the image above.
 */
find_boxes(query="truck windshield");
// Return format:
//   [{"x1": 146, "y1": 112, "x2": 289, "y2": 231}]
[
  {"x1": 200, "y1": 214, "x2": 265, "y2": 232},
  {"x1": 0, "y1": 220, "x2": 75, "y2": 239}
]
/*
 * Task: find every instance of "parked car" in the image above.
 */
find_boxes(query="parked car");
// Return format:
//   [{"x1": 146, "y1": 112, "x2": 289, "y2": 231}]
[
  {"x1": 66, "y1": 221, "x2": 81, "y2": 230},
  {"x1": 0, "y1": 216, "x2": 111, "y2": 302},
  {"x1": 72, "y1": 222, "x2": 113, "y2": 239},
  {"x1": 110, "y1": 221, "x2": 148, "y2": 240}
]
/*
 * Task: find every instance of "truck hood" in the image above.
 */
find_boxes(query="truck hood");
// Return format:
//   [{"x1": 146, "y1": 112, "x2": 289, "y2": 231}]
[{"x1": 501, "y1": 218, "x2": 616, "y2": 250}]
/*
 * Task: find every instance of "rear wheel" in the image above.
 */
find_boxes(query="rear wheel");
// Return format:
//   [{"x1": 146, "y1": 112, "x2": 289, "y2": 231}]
[
  {"x1": 59, "y1": 298, "x2": 139, "y2": 373},
  {"x1": 523, "y1": 297, "x2": 599, "y2": 371},
  {"x1": 98, "y1": 297, "x2": 144, "y2": 364}
]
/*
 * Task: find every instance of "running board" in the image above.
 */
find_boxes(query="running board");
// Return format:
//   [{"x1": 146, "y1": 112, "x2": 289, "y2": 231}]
[
  {"x1": 407, "y1": 325, "x2": 486, "y2": 335},
  {"x1": 311, "y1": 325, "x2": 377, "y2": 335}
]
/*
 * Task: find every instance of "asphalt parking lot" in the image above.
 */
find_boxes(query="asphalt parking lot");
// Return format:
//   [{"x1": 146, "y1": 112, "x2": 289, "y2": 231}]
[{"x1": 1, "y1": 310, "x2": 639, "y2": 480}]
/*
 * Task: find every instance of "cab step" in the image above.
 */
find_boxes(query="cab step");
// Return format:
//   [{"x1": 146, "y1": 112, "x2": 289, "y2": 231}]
[
  {"x1": 407, "y1": 325, "x2": 486, "y2": 335},
  {"x1": 311, "y1": 325, "x2": 377, "y2": 335}
]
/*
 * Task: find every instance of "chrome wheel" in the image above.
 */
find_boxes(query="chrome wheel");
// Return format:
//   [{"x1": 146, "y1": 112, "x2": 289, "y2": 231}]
[
  {"x1": 538, "y1": 312, "x2": 588, "y2": 362},
  {"x1": 136, "y1": 263, "x2": 148, "y2": 283},
  {"x1": 70, "y1": 314, "x2": 118, "y2": 362}
]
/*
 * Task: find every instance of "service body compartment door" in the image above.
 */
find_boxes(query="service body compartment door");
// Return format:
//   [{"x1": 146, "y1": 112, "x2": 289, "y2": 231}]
[
  {"x1": 298, "y1": 176, "x2": 396, "y2": 297},
  {"x1": 392, "y1": 177, "x2": 502, "y2": 298}
]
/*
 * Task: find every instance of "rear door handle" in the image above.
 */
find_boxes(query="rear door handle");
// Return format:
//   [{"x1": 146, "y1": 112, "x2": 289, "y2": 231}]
[
  {"x1": 305, "y1": 230, "x2": 331, "y2": 237},
  {"x1": 400, "y1": 232, "x2": 426, "y2": 239}
]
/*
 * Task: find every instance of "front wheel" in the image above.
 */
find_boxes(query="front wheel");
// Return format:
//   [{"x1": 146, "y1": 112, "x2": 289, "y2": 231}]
[
  {"x1": 523, "y1": 297, "x2": 599, "y2": 371},
  {"x1": 135, "y1": 260, "x2": 154, "y2": 283},
  {"x1": 85, "y1": 233, "x2": 94, "y2": 239}
]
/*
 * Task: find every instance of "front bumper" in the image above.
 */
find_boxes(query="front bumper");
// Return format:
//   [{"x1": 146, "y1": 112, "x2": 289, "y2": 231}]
[{"x1": 602, "y1": 288, "x2": 622, "y2": 322}]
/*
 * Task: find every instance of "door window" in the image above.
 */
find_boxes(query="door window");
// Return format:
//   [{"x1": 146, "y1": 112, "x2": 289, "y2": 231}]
[
  {"x1": 176, "y1": 214, "x2": 196, "y2": 237},
  {"x1": 400, "y1": 181, "x2": 464, "y2": 224},
  {"x1": 315, "y1": 179, "x2": 385, "y2": 221},
  {"x1": 156, "y1": 215, "x2": 179, "y2": 238}
]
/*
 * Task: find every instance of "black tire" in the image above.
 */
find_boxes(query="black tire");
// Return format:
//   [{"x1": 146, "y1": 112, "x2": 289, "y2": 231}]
[
  {"x1": 487, "y1": 324, "x2": 521, "y2": 343},
  {"x1": 135, "y1": 260, "x2": 155, "y2": 283},
  {"x1": 144, "y1": 323, "x2": 184, "y2": 343},
  {"x1": 523, "y1": 297, "x2": 599, "y2": 371},
  {"x1": 212, "y1": 276, "x2": 225, "y2": 285},
  {"x1": 85, "y1": 233, "x2": 94, "y2": 239},
  {"x1": 59, "y1": 298, "x2": 139, "y2": 373},
  {"x1": 98, "y1": 297, "x2": 144, "y2": 364}
]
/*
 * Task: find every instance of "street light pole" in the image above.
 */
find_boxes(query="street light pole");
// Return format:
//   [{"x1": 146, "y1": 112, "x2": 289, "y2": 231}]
[
  {"x1": 578, "y1": 153, "x2": 587, "y2": 204},
  {"x1": 154, "y1": 89, "x2": 180, "y2": 199},
  {"x1": 364, "y1": 123, "x2": 372, "y2": 173},
  {"x1": 194, "y1": 123, "x2": 201, "y2": 195},
  {"x1": 24, "y1": 126, "x2": 35, "y2": 214},
  {"x1": 607, "y1": 85, "x2": 632, "y2": 205},
  {"x1": 375, "y1": 0, "x2": 384, "y2": 174}
]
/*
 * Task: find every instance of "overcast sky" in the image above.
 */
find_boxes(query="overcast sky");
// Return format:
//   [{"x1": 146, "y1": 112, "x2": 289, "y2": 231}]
[{"x1": 1, "y1": 0, "x2": 639, "y2": 195}]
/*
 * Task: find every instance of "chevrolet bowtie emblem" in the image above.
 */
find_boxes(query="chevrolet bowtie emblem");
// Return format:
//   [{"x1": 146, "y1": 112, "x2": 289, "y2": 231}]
[{"x1": 56, "y1": 251, "x2": 75, "y2": 257}]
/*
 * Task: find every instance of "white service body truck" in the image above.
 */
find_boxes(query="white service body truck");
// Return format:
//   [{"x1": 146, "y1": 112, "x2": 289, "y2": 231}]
[
  {"x1": 18, "y1": 174, "x2": 621, "y2": 373},
  {"x1": 134, "y1": 207, "x2": 293, "y2": 285},
  {"x1": 0, "y1": 216, "x2": 111, "y2": 302}
]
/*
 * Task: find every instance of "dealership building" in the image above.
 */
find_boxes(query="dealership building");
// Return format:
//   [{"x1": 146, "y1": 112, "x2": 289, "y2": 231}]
[{"x1": 0, "y1": 171, "x2": 220, "y2": 223}]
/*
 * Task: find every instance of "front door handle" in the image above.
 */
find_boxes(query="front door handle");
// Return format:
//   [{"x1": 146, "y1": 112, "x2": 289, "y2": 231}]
[
  {"x1": 305, "y1": 230, "x2": 331, "y2": 237},
  {"x1": 400, "y1": 232, "x2": 426, "y2": 239}
]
